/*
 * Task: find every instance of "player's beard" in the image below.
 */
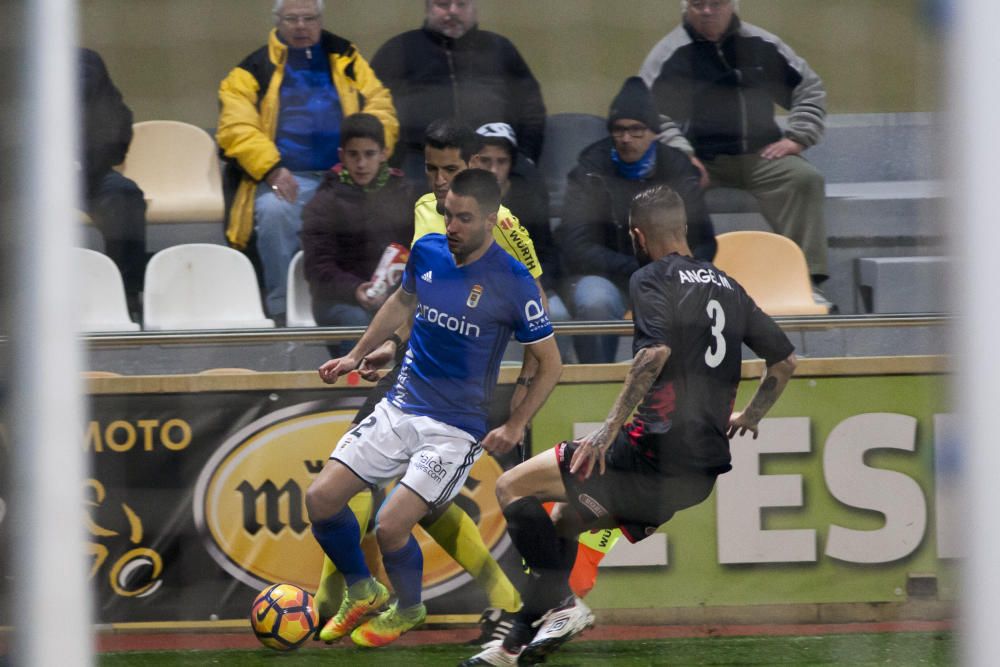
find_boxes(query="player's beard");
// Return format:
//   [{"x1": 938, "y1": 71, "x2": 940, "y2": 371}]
[{"x1": 632, "y1": 235, "x2": 652, "y2": 266}]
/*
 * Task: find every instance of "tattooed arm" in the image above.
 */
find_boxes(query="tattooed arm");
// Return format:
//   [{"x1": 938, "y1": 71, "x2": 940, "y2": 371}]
[
  {"x1": 728, "y1": 353, "x2": 798, "y2": 439},
  {"x1": 570, "y1": 344, "x2": 671, "y2": 478}
]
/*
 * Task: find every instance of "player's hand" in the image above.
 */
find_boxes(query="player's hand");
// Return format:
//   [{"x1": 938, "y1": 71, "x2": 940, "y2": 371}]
[
  {"x1": 318, "y1": 355, "x2": 359, "y2": 384},
  {"x1": 265, "y1": 167, "x2": 299, "y2": 202},
  {"x1": 569, "y1": 425, "x2": 614, "y2": 479},
  {"x1": 760, "y1": 138, "x2": 804, "y2": 160},
  {"x1": 357, "y1": 340, "x2": 397, "y2": 381},
  {"x1": 727, "y1": 411, "x2": 759, "y2": 439},
  {"x1": 482, "y1": 422, "x2": 523, "y2": 456}
]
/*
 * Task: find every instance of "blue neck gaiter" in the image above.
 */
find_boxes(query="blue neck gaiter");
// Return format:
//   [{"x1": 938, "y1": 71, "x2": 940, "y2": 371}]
[{"x1": 611, "y1": 142, "x2": 657, "y2": 180}]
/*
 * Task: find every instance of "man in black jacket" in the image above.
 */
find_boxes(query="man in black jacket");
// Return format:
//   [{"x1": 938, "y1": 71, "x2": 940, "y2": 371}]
[
  {"x1": 641, "y1": 0, "x2": 830, "y2": 306},
  {"x1": 79, "y1": 47, "x2": 147, "y2": 313},
  {"x1": 371, "y1": 0, "x2": 546, "y2": 182},
  {"x1": 555, "y1": 77, "x2": 715, "y2": 364}
]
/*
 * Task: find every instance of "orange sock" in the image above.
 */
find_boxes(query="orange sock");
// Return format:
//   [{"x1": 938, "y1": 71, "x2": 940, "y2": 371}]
[
  {"x1": 543, "y1": 502, "x2": 621, "y2": 599},
  {"x1": 569, "y1": 542, "x2": 604, "y2": 597}
]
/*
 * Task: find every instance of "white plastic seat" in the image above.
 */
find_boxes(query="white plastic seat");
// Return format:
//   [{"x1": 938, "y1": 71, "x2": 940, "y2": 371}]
[
  {"x1": 74, "y1": 248, "x2": 140, "y2": 332},
  {"x1": 286, "y1": 250, "x2": 317, "y2": 327},
  {"x1": 143, "y1": 244, "x2": 274, "y2": 330},
  {"x1": 119, "y1": 120, "x2": 225, "y2": 224}
]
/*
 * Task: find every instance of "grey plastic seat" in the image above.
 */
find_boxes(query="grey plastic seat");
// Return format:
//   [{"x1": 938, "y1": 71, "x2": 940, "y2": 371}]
[{"x1": 537, "y1": 113, "x2": 607, "y2": 218}]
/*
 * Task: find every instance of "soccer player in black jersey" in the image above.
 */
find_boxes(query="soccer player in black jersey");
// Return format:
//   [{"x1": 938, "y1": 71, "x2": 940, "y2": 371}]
[{"x1": 460, "y1": 185, "x2": 798, "y2": 667}]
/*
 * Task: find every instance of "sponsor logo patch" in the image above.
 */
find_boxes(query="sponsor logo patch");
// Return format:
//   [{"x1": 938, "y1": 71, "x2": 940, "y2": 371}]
[
  {"x1": 578, "y1": 493, "x2": 609, "y2": 518},
  {"x1": 414, "y1": 452, "x2": 449, "y2": 483}
]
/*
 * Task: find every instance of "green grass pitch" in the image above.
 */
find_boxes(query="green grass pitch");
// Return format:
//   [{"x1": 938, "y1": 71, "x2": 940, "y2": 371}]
[{"x1": 98, "y1": 632, "x2": 955, "y2": 666}]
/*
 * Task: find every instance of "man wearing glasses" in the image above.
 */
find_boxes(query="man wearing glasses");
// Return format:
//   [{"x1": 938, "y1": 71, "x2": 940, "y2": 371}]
[
  {"x1": 639, "y1": 0, "x2": 832, "y2": 309},
  {"x1": 217, "y1": 0, "x2": 397, "y2": 322},
  {"x1": 554, "y1": 77, "x2": 715, "y2": 364}
]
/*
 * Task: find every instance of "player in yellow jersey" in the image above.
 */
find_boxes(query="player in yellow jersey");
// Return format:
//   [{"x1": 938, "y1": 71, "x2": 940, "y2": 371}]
[{"x1": 313, "y1": 119, "x2": 549, "y2": 648}]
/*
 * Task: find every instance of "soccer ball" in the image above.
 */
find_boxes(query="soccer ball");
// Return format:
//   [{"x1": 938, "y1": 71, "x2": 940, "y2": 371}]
[{"x1": 250, "y1": 583, "x2": 319, "y2": 651}]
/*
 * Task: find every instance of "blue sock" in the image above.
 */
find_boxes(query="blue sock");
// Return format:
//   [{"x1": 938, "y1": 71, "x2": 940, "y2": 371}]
[
  {"x1": 381, "y1": 534, "x2": 424, "y2": 609},
  {"x1": 311, "y1": 507, "x2": 371, "y2": 587}
]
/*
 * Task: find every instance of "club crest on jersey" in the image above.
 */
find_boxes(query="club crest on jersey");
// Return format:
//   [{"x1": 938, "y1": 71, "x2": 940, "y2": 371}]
[{"x1": 467, "y1": 284, "x2": 484, "y2": 308}]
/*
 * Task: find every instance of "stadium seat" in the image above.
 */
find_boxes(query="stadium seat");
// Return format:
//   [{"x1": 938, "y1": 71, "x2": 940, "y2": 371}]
[
  {"x1": 537, "y1": 113, "x2": 607, "y2": 218},
  {"x1": 286, "y1": 250, "x2": 317, "y2": 327},
  {"x1": 74, "y1": 248, "x2": 140, "y2": 332},
  {"x1": 713, "y1": 231, "x2": 829, "y2": 316},
  {"x1": 119, "y1": 120, "x2": 226, "y2": 249},
  {"x1": 143, "y1": 244, "x2": 275, "y2": 330}
]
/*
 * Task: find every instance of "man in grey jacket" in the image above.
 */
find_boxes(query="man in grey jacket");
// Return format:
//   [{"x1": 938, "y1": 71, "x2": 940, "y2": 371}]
[{"x1": 641, "y1": 0, "x2": 831, "y2": 305}]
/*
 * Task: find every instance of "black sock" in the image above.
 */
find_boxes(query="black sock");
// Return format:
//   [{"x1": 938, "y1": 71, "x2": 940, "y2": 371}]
[
  {"x1": 502, "y1": 618, "x2": 536, "y2": 652},
  {"x1": 558, "y1": 537, "x2": 579, "y2": 579},
  {"x1": 503, "y1": 497, "x2": 573, "y2": 618}
]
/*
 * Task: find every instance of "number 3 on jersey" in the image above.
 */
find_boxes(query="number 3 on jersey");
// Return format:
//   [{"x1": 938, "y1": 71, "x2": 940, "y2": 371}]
[{"x1": 704, "y1": 299, "x2": 726, "y2": 368}]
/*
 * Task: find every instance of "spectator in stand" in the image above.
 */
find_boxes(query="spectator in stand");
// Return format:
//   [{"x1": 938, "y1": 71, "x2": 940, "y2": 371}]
[
  {"x1": 471, "y1": 122, "x2": 572, "y2": 359},
  {"x1": 371, "y1": 0, "x2": 546, "y2": 183},
  {"x1": 300, "y1": 113, "x2": 417, "y2": 353},
  {"x1": 217, "y1": 0, "x2": 398, "y2": 322},
  {"x1": 640, "y1": 0, "x2": 831, "y2": 307},
  {"x1": 78, "y1": 47, "x2": 147, "y2": 315},
  {"x1": 555, "y1": 77, "x2": 715, "y2": 364}
]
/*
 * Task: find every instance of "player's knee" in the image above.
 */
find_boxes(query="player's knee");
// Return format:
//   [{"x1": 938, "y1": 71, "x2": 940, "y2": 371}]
[
  {"x1": 495, "y1": 468, "x2": 524, "y2": 508},
  {"x1": 305, "y1": 471, "x2": 348, "y2": 523},
  {"x1": 550, "y1": 503, "x2": 585, "y2": 538},
  {"x1": 304, "y1": 479, "x2": 334, "y2": 522},
  {"x1": 373, "y1": 519, "x2": 408, "y2": 554}
]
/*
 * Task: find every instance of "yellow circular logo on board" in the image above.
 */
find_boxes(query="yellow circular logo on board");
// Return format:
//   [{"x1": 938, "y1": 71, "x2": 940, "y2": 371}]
[{"x1": 193, "y1": 400, "x2": 510, "y2": 598}]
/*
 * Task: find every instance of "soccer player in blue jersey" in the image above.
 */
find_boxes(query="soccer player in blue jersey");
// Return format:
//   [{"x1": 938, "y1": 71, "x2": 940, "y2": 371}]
[
  {"x1": 306, "y1": 168, "x2": 563, "y2": 648},
  {"x1": 310, "y1": 120, "x2": 547, "y2": 647}
]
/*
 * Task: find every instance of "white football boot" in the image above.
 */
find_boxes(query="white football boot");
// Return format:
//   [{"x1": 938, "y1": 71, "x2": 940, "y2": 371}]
[
  {"x1": 457, "y1": 642, "x2": 523, "y2": 666},
  {"x1": 519, "y1": 596, "x2": 595, "y2": 663}
]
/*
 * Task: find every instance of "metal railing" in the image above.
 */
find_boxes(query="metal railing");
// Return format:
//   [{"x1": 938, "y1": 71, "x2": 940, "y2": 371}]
[{"x1": 80, "y1": 314, "x2": 950, "y2": 348}]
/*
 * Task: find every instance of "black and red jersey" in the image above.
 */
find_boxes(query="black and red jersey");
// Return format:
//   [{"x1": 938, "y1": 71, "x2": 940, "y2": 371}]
[{"x1": 626, "y1": 253, "x2": 794, "y2": 473}]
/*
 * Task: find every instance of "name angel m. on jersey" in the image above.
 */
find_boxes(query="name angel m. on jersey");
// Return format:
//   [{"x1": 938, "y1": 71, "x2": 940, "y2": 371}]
[{"x1": 678, "y1": 268, "x2": 734, "y2": 290}]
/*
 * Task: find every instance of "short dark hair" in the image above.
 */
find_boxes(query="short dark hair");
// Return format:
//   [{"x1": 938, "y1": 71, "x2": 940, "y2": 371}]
[
  {"x1": 340, "y1": 113, "x2": 385, "y2": 149},
  {"x1": 474, "y1": 135, "x2": 517, "y2": 165},
  {"x1": 629, "y1": 185, "x2": 687, "y2": 235},
  {"x1": 425, "y1": 118, "x2": 478, "y2": 163},
  {"x1": 450, "y1": 168, "x2": 501, "y2": 215}
]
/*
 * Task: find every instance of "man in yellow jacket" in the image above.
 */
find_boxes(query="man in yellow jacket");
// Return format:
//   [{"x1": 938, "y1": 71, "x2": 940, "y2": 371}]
[{"x1": 217, "y1": 0, "x2": 398, "y2": 320}]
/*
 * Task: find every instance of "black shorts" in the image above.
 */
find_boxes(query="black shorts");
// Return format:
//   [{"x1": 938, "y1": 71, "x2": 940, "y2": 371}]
[{"x1": 555, "y1": 433, "x2": 717, "y2": 543}]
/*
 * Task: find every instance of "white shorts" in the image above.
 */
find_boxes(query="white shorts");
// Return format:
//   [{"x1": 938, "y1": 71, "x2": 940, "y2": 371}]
[{"x1": 330, "y1": 399, "x2": 483, "y2": 508}]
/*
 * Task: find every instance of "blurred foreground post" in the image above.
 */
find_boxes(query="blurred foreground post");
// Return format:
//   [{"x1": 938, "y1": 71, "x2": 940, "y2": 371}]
[{"x1": 7, "y1": 0, "x2": 92, "y2": 664}]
